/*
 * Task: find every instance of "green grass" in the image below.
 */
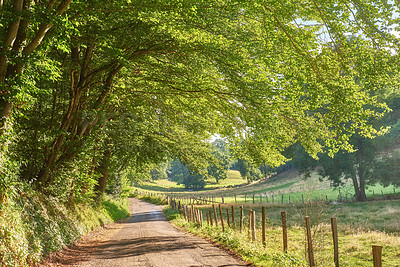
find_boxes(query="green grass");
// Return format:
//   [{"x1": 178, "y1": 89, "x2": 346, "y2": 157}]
[
  {"x1": 166, "y1": 199, "x2": 400, "y2": 266},
  {"x1": 101, "y1": 196, "x2": 130, "y2": 222},
  {"x1": 0, "y1": 187, "x2": 130, "y2": 267},
  {"x1": 137, "y1": 194, "x2": 168, "y2": 205}
]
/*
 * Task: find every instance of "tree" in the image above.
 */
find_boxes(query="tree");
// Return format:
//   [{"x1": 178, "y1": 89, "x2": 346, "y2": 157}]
[
  {"x1": 150, "y1": 162, "x2": 169, "y2": 181},
  {"x1": 181, "y1": 173, "x2": 206, "y2": 190},
  {"x1": 317, "y1": 136, "x2": 375, "y2": 201},
  {"x1": 207, "y1": 139, "x2": 231, "y2": 183},
  {"x1": 167, "y1": 160, "x2": 206, "y2": 189},
  {"x1": 235, "y1": 158, "x2": 262, "y2": 183},
  {"x1": 168, "y1": 160, "x2": 190, "y2": 184},
  {"x1": 0, "y1": 0, "x2": 74, "y2": 131}
]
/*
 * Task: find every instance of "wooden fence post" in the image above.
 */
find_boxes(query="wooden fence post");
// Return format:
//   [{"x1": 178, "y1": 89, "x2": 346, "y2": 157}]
[
  {"x1": 248, "y1": 209, "x2": 252, "y2": 238},
  {"x1": 231, "y1": 206, "x2": 235, "y2": 229},
  {"x1": 226, "y1": 208, "x2": 231, "y2": 228},
  {"x1": 240, "y1": 205, "x2": 243, "y2": 232},
  {"x1": 251, "y1": 210, "x2": 256, "y2": 241},
  {"x1": 253, "y1": 194, "x2": 255, "y2": 204},
  {"x1": 262, "y1": 206, "x2": 266, "y2": 247},
  {"x1": 331, "y1": 218, "x2": 339, "y2": 267},
  {"x1": 183, "y1": 205, "x2": 186, "y2": 220},
  {"x1": 281, "y1": 194, "x2": 284, "y2": 204},
  {"x1": 219, "y1": 204, "x2": 225, "y2": 231},
  {"x1": 198, "y1": 209, "x2": 201, "y2": 225},
  {"x1": 209, "y1": 210, "x2": 213, "y2": 226},
  {"x1": 281, "y1": 211, "x2": 288, "y2": 253},
  {"x1": 372, "y1": 245, "x2": 382, "y2": 267},
  {"x1": 305, "y1": 216, "x2": 315, "y2": 267},
  {"x1": 200, "y1": 210, "x2": 203, "y2": 227},
  {"x1": 213, "y1": 204, "x2": 218, "y2": 226}
]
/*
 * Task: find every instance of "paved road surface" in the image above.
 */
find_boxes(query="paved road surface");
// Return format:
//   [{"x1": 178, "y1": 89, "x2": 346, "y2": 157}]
[{"x1": 50, "y1": 198, "x2": 248, "y2": 267}]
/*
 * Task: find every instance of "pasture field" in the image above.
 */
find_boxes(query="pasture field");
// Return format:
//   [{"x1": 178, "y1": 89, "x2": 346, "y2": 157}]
[{"x1": 133, "y1": 169, "x2": 400, "y2": 205}]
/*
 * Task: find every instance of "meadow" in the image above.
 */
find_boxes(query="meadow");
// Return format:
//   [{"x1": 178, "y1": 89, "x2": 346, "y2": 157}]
[{"x1": 133, "y1": 169, "x2": 400, "y2": 205}]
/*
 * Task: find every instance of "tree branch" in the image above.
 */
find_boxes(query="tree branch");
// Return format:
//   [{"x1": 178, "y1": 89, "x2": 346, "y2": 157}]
[
  {"x1": 0, "y1": 0, "x2": 24, "y2": 81},
  {"x1": 23, "y1": 0, "x2": 73, "y2": 55}
]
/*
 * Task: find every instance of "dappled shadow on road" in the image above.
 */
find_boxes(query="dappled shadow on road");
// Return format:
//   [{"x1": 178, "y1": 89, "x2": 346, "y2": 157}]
[
  {"x1": 94, "y1": 236, "x2": 197, "y2": 259},
  {"x1": 127, "y1": 211, "x2": 166, "y2": 223},
  {"x1": 55, "y1": 236, "x2": 198, "y2": 265}
]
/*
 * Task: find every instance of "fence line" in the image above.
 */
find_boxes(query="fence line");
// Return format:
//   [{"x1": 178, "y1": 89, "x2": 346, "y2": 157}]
[{"x1": 169, "y1": 199, "x2": 384, "y2": 266}]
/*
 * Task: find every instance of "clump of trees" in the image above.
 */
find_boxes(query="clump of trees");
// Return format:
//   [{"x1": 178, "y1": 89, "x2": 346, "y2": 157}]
[{"x1": 151, "y1": 139, "x2": 232, "y2": 189}]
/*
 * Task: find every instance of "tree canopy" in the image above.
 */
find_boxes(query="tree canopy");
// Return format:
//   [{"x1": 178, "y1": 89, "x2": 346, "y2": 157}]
[{"x1": 0, "y1": 0, "x2": 399, "y2": 203}]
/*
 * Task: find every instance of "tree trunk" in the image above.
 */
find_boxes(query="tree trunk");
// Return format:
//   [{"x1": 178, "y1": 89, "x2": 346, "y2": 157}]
[
  {"x1": 350, "y1": 167, "x2": 361, "y2": 201},
  {"x1": 95, "y1": 145, "x2": 111, "y2": 205},
  {"x1": 357, "y1": 138, "x2": 367, "y2": 201}
]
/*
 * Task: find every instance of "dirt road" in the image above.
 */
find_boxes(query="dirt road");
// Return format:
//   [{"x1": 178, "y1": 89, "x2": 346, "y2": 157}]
[{"x1": 50, "y1": 198, "x2": 248, "y2": 267}]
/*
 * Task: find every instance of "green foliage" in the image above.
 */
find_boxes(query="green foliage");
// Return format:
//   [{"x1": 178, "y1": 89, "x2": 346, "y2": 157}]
[
  {"x1": 163, "y1": 206, "x2": 182, "y2": 221},
  {"x1": 181, "y1": 172, "x2": 207, "y2": 190},
  {"x1": 167, "y1": 160, "x2": 207, "y2": 189},
  {"x1": 207, "y1": 139, "x2": 232, "y2": 183},
  {"x1": 371, "y1": 151, "x2": 400, "y2": 187},
  {"x1": 0, "y1": 183, "x2": 129, "y2": 266},
  {"x1": 234, "y1": 158, "x2": 262, "y2": 183},
  {"x1": 168, "y1": 160, "x2": 191, "y2": 183},
  {"x1": 150, "y1": 162, "x2": 169, "y2": 181}
]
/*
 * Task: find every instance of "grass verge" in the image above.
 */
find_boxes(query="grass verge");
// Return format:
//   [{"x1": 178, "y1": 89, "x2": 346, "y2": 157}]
[
  {"x1": 163, "y1": 207, "x2": 306, "y2": 266},
  {"x1": 136, "y1": 194, "x2": 168, "y2": 205},
  {"x1": 0, "y1": 186, "x2": 130, "y2": 267}
]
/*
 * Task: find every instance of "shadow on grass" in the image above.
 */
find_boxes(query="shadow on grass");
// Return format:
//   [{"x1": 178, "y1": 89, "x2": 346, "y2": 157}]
[{"x1": 102, "y1": 200, "x2": 130, "y2": 221}]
